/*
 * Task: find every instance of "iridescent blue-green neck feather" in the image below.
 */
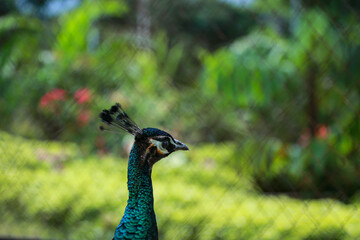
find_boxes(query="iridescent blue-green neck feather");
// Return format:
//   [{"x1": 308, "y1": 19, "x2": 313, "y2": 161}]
[{"x1": 113, "y1": 141, "x2": 158, "y2": 240}]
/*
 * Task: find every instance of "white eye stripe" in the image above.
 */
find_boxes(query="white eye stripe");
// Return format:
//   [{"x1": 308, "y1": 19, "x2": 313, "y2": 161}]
[
  {"x1": 169, "y1": 138, "x2": 175, "y2": 145},
  {"x1": 153, "y1": 136, "x2": 176, "y2": 146},
  {"x1": 150, "y1": 139, "x2": 169, "y2": 154}
]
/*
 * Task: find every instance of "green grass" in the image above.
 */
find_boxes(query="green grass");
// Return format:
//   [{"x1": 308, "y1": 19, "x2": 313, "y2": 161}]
[{"x1": 0, "y1": 131, "x2": 359, "y2": 239}]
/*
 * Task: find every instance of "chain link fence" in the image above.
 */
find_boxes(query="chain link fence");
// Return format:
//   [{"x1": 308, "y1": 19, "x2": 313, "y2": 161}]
[{"x1": 0, "y1": 0, "x2": 360, "y2": 239}]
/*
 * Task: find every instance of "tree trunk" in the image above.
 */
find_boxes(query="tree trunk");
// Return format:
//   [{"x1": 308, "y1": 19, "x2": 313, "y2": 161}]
[{"x1": 137, "y1": 0, "x2": 151, "y2": 48}]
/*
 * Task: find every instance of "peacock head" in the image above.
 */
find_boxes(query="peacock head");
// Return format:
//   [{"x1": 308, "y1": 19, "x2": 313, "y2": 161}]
[{"x1": 99, "y1": 103, "x2": 189, "y2": 165}]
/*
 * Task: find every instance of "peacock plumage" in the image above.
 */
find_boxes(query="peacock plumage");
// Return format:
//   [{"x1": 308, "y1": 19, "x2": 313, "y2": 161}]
[{"x1": 99, "y1": 103, "x2": 189, "y2": 240}]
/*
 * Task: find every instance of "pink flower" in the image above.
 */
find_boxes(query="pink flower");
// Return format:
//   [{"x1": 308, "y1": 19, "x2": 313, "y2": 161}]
[
  {"x1": 77, "y1": 109, "x2": 91, "y2": 127},
  {"x1": 74, "y1": 88, "x2": 92, "y2": 104},
  {"x1": 40, "y1": 88, "x2": 67, "y2": 109}
]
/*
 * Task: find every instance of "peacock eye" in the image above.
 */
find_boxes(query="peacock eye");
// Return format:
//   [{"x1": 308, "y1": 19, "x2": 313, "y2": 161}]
[{"x1": 161, "y1": 140, "x2": 169, "y2": 149}]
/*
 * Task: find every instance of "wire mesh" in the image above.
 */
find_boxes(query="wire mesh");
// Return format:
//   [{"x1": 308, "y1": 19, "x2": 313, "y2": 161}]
[{"x1": 0, "y1": 0, "x2": 359, "y2": 239}]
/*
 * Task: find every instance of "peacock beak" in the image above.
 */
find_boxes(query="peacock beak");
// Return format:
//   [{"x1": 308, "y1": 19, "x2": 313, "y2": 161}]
[{"x1": 174, "y1": 139, "x2": 189, "y2": 151}]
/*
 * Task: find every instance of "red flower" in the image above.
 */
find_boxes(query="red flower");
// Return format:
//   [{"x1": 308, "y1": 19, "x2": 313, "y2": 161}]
[
  {"x1": 316, "y1": 125, "x2": 328, "y2": 139},
  {"x1": 40, "y1": 88, "x2": 67, "y2": 109},
  {"x1": 74, "y1": 88, "x2": 92, "y2": 104},
  {"x1": 77, "y1": 109, "x2": 91, "y2": 127}
]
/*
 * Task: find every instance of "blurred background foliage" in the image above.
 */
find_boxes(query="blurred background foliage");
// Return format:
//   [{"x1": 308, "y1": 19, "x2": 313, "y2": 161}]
[{"x1": 0, "y1": 0, "x2": 360, "y2": 239}]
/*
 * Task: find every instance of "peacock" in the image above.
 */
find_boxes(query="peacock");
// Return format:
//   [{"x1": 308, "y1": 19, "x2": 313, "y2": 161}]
[{"x1": 99, "y1": 103, "x2": 189, "y2": 240}]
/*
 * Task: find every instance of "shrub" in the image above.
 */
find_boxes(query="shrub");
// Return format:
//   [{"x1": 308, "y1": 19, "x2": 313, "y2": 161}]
[{"x1": 1, "y1": 132, "x2": 360, "y2": 239}]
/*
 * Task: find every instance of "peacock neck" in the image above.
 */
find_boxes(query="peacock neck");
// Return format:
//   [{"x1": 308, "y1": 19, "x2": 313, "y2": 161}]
[
  {"x1": 113, "y1": 142, "x2": 158, "y2": 240},
  {"x1": 127, "y1": 142, "x2": 154, "y2": 206}
]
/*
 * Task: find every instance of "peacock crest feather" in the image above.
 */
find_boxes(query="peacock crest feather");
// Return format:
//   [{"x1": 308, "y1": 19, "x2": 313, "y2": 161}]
[{"x1": 99, "y1": 103, "x2": 142, "y2": 136}]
